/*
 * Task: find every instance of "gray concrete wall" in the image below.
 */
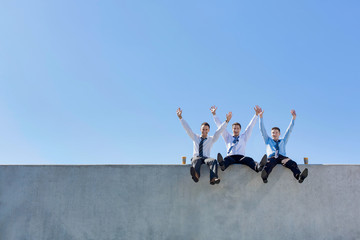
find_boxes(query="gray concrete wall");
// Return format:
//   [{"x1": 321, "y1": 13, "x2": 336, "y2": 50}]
[{"x1": 0, "y1": 164, "x2": 359, "y2": 240}]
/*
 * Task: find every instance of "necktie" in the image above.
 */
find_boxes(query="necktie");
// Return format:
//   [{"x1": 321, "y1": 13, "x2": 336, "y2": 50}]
[
  {"x1": 275, "y1": 140, "x2": 280, "y2": 158},
  {"x1": 199, "y1": 137, "x2": 206, "y2": 157},
  {"x1": 228, "y1": 136, "x2": 239, "y2": 154}
]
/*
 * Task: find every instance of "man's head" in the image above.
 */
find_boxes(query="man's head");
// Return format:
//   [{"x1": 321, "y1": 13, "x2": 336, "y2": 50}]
[
  {"x1": 232, "y1": 122, "x2": 241, "y2": 136},
  {"x1": 200, "y1": 122, "x2": 210, "y2": 138},
  {"x1": 271, "y1": 127, "x2": 281, "y2": 141}
]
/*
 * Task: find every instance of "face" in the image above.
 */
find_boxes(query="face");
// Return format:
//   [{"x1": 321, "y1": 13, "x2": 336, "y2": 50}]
[
  {"x1": 232, "y1": 125, "x2": 241, "y2": 136},
  {"x1": 200, "y1": 125, "x2": 210, "y2": 138},
  {"x1": 271, "y1": 129, "x2": 280, "y2": 141}
]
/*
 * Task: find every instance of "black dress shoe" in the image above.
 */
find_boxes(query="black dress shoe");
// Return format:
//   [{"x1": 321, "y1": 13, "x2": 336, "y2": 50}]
[
  {"x1": 217, "y1": 153, "x2": 225, "y2": 171},
  {"x1": 258, "y1": 154, "x2": 268, "y2": 172},
  {"x1": 298, "y1": 168, "x2": 308, "y2": 183},
  {"x1": 210, "y1": 178, "x2": 220, "y2": 185},
  {"x1": 190, "y1": 167, "x2": 199, "y2": 183},
  {"x1": 261, "y1": 170, "x2": 268, "y2": 183}
]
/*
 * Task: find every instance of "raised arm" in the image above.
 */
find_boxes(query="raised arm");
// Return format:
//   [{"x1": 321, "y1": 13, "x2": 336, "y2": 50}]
[
  {"x1": 243, "y1": 105, "x2": 262, "y2": 141},
  {"x1": 259, "y1": 110, "x2": 270, "y2": 143},
  {"x1": 213, "y1": 112, "x2": 232, "y2": 142},
  {"x1": 210, "y1": 106, "x2": 222, "y2": 127},
  {"x1": 283, "y1": 109, "x2": 296, "y2": 144},
  {"x1": 211, "y1": 105, "x2": 231, "y2": 140},
  {"x1": 177, "y1": 108, "x2": 196, "y2": 141}
]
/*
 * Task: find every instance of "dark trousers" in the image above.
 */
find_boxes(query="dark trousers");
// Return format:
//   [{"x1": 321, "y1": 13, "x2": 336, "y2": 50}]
[
  {"x1": 263, "y1": 155, "x2": 301, "y2": 179},
  {"x1": 191, "y1": 157, "x2": 218, "y2": 180},
  {"x1": 222, "y1": 155, "x2": 259, "y2": 172}
]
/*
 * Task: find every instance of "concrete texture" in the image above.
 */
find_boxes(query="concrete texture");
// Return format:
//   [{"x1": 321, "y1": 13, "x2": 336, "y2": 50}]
[{"x1": 0, "y1": 164, "x2": 359, "y2": 240}]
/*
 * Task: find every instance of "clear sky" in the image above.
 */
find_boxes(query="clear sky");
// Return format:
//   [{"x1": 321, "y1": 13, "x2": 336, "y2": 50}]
[{"x1": 0, "y1": 1, "x2": 359, "y2": 165}]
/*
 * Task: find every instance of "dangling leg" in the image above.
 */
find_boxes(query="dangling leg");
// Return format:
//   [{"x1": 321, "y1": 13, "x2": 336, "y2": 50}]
[
  {"x1": 190, "y1": 157, "x2": 203, "y2": 182},
  {"x1": 280, "y1": 157, "x2": 303, "y2": 180},
  {"x1": 204, "y1": 157, "x2": 220, "y2": 185},
  {"x1": 261, "y1": 157, "x2": 279, "y2": 183}
]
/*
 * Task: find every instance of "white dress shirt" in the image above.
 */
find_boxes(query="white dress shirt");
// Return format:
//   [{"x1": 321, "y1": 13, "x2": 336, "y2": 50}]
[
  {"x1": 213, "y1": 114, "x2": 258, "y2": 156},
  {"x1": 180, "y1": 118, "x2": 228, "y2": 158}
]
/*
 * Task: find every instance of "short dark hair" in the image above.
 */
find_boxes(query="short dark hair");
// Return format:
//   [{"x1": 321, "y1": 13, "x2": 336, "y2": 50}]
[
  {"x1": 232, "y1": 122, "x2": 241, "y2": 128},
  {"x1": 201, "y1": 122, "x2": 210, "y2": 129},
  {"x1": 272, "y1": 127, "x2": 280, "y2": 132}
]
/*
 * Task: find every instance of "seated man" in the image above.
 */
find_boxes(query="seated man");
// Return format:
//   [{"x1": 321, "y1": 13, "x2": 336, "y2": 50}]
[
  {"x1": 177, "y1": 107, "x2": 231, "y2": 185},
  {"x1": 210, "y1": 105, "x2": 267, "y2": 173},
  {"x1": 259, "y1": 109, "x2": 308, "y2": 183}
]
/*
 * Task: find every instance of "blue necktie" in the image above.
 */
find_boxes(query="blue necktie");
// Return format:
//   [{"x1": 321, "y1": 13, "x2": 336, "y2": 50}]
[
  {"x1": 275, "y1": 140, "x2": 280, "y2": 158},
  {"x1": 199, "y1": 137, "x2": 206, "y2": 157},
  {"x1": 228, "y1": 136, "x2": 239, "y2": 154}
]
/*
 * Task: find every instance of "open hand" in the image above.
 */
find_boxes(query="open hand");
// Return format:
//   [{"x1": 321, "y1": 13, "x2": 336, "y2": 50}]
[
  {"x1": 254, "y1": 105, "x2": 262, "y2": 116},
  {"x1": 210, "y1": 106, "x2": 217, "y2": 115},
  {"x1": 177, "y1": 108, "x2": 183, "y2": 119},
  {"x1": 226, "y1": 112, "x2": 232, "y2": 122}
]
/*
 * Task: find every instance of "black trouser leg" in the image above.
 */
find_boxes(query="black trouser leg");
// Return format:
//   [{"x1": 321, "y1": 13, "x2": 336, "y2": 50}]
[
  {"x1": 191, "y1": 157, "x2": 203, "y2": 178},
  {"x1": 223, "y1": 155, "x2": 238, "y2": 170},
  {"x1": 239, "y1": 156, "x2": 258, "y2": 172},
  {"x1": 281, "y1": 158, "x2": 301, "y2": 179},
  {"x1": 263, "y1": 157, "x2": 279, "y2": 177},
  {"x1": 204, "y1": 157, "x2": 218, "y2": 180}
]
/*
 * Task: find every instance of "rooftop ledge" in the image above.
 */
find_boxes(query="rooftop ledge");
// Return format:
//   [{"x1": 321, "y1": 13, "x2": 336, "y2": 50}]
[{"x1": 0, "y1": 164, "x2": 359, "y2": 240}]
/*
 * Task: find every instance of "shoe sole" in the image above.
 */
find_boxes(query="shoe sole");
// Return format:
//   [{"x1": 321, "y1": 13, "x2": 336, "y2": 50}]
[
  {"x1": 190, "y1": 167, "x2": 199, "y2": 183},
  {"x1": 261, "y1": 170, "x2": 268, "y2": 183},
  {"x1": 217, "y1": 153, "x2": 225, "y2": 171},
  {"x1": 260, "y1": 154, "x2": 268, "y2": 167},
  {"x1": 299, "y1": 168, "x2": 308, "y2": 183},
  {"x1": 257, "y1": 154, "x2": 268, "y2": 172}
]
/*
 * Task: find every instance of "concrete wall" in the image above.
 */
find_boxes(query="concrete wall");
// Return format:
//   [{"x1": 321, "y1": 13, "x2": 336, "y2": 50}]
[{"x1": 0, "y1": 164, "x2": 359, "y2": 240}]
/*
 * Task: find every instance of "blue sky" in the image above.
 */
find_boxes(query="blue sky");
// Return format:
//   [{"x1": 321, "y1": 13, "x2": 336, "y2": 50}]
[{"x1": 0, "y1": 1, "x2": 359, "y2": 165}]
